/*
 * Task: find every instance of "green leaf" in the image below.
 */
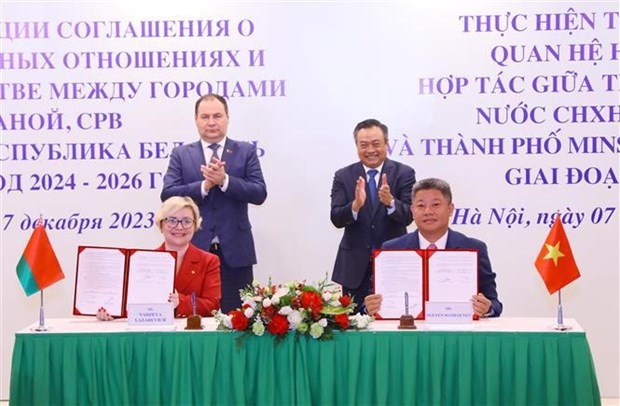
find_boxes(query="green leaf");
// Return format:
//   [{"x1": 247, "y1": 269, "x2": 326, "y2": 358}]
[{"x1": 320, "y1": 305, "x2": 349, "y2": 315}]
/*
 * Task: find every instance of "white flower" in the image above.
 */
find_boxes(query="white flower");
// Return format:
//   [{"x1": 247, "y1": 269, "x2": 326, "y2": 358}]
[
  {"x1": 287, "y1": 310, "x2": 303, "y2": 329},
  {"x1": 351, "y1": 314, "x2": 373, "y2": 329},
  {"x1": 215, "y1": 278, "x2": 374, "y2": 339},
  {"x1": 252, "y1": 320, "x2": 265, "y2": 336},
  {"x1": 218, "y1": 313, "x2": 233, "y2": 329},
  {"x1": 310, "y1": 322, "x2": 324, "y2": 338},
  {"x1": 272, "y1": 287, "x2": 289, "y2": 305},
  {"x1": 242, "y1": 298, "x2": 256, "y2": 309},
  {"x1": 278, "y1": 305, "x2": 293, "y2": 316}
]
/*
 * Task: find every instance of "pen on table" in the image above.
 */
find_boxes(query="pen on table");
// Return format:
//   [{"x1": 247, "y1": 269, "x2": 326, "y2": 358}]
[
  {"x1": 404, "y1": 292, "x2": 409, "y2": 316},
  {"x1": 191, "y1": 292, "x2": 197, "y2": 315}
]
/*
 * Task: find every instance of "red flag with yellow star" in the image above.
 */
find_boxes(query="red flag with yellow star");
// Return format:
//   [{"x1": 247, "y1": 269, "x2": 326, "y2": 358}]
[{"x1": 534, "y1": 216, "x2": 581, "y2": 294}]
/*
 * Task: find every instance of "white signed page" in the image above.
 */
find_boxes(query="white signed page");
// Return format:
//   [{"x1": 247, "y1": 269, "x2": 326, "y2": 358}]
[{"x1": 373, "y1": 250, "x2": 424, "y2": 319}]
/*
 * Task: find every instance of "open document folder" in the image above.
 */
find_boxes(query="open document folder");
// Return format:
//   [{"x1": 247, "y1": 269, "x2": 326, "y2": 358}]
[
  {"x1": 373, "y1": 248, "x2": 478, "y2": 319},
  {"x1": 73, "y1": 246, "x2": 176, "y2": 318}
]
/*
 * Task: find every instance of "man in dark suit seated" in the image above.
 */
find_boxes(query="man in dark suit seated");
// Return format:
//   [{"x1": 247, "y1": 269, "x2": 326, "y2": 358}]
[
  {"x1": 364, "y1": 177, "x2": 503, "y2": 317},
  {"x1": 330, "y1": 118, "x2": 416, "y2": 313},
  {"x1": 161, "y1": 94, "x2": 267, "y2": 313}
]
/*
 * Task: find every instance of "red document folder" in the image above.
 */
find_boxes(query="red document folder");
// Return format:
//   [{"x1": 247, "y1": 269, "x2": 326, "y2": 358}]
[
  {"x1": 73, "y1": 246, "x2": 176, "y2": 318},
  {"x1": 372, "y1": 248, "x2": 479, "y2": 320}
]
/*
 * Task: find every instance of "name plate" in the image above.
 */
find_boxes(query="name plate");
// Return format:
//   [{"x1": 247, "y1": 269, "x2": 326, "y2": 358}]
[
  {"x1": 127, "y1": 303, "x2": 174, "y2": 327},
  {"x1": 425, "y1": 301, "x2": 473, "y2": 324}
]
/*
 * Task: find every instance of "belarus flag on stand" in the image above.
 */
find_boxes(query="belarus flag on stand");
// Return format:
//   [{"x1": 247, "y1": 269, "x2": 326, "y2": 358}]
[
  {"x1": 16, "y1": 221, "x2": 64, "y2": 296},
  {"x1": 534, "y1": 216, "x2": 581, "y2": 294}
]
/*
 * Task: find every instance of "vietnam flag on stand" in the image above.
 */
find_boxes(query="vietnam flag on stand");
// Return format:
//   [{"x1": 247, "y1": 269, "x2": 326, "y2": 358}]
[
  {"x1": 534, "y1": 216, "x2": 581, "y2": 294},
  {"x1": 16, "y1": 220, "x2": 64, "y2": 296}
]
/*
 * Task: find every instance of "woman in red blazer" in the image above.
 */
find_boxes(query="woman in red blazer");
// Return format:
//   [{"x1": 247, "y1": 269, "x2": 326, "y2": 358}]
[
  {"x1": 97, "y1": 196, "x2": 221, "y2": 319},
  {"x1": 155, "y1": 196, "x2": 221, "y2": 317}
]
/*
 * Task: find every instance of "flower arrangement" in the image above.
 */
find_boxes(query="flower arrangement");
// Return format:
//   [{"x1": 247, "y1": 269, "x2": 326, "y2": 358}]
[{"x1": 214, "y1": 278, "x2": 374, "y2": 340}]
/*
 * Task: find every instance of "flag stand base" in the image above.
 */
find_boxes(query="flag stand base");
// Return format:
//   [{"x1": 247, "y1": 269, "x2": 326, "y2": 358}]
[
  {"x1": 552, "y1": 289, "x2": 572, "y2": 331},
  {"x1": 31, "y1": 295, "x2": 49, "y2": 332}
]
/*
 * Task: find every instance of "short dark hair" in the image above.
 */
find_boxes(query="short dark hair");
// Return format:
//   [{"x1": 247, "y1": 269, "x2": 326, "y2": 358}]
[
  {"x1": 412, "y1": 178, "x2": 452, "y2": 203},
  {"x1": 195, "y1": 93, "x2": 229, "y2": 116},
  {"x1": 353, "y1": 119, "x2": 388, "y2": 143}
]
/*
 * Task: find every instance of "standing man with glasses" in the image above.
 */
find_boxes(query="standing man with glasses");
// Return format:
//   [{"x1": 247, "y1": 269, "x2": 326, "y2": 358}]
[
  {"x1": 330, "y1": 118, "x2": 416, "y2": 313},
  {"x1": 161, "y1": 94, "x2": 267, "y2": 313}
]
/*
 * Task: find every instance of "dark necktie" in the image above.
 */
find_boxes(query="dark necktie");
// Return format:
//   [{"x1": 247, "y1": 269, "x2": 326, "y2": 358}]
[
  {"x1": 367, "y1": 169, "x2": 378, "y2": 208},
  {"x1": 427, "y1": 243, "x2": 437, "y2": 250},
  {"x1": 208, "y1": 144, "x2": 220, "y2": 162}
]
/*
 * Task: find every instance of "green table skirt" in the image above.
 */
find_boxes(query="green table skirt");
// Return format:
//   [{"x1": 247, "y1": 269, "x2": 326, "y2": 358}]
[{"x1": 10, "y1": 330, "x2": 600, "y2": 405}]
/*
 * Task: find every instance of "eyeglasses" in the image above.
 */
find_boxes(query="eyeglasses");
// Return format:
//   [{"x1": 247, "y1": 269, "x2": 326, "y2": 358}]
[{"x1": 164, "y1": 217, "x2": 195, "y2": 229}]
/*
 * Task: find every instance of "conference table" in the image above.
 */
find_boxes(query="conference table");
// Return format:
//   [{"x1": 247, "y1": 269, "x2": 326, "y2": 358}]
[{"x1": 10, "y1": 317, "x2": 600, "y2": 405}]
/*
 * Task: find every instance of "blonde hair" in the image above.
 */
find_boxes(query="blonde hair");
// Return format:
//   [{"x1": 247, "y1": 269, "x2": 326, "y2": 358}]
[{"x1": 155, "y1": 196, "x2": 202, "y2": 231}]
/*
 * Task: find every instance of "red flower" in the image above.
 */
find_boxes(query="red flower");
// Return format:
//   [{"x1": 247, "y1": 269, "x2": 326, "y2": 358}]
[
  {"x1": 301, "y1": 291, "x2": 323, "y2": 315},
  {"x1": 229, "y1": 310, "x2": 249, "y2": 331},
  {"x1": 262, "y1": 305, "x2": 277, "y2": 319},
  {"x1": 267, "y1": 314, "x2": 289, "y2": 335},
  {"x1": 334, "y1": 313, "x2": 349, "y2": 329},
  {"x1": 339, "y1": 295, "x2": 351, "y2": 307},
  {"x1": 290, "y1": 297, "x2": 301, "y2": 309}
]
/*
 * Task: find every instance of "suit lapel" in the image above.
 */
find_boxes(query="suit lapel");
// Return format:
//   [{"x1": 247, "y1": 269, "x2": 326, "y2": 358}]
[
  {"x1": 381, "y1": 159, "x2": 395, "y2": 185},
  {"x1": 368, "y1": 160, "x2": 396, "y2": 218},
  {"x1": 353, "y1": 162, "x2": 366, "y2": 185},
  {"x1": 190, "y1": 141, "x2": 206, "y2": 167},
  {"x1": 221, "y1": 139, "x2": 236, "y2": 164},
  {"x1": 445, "y1": 229, "x2": 460, "y2": 248},
  {"x1": 175, "y1": 244, "x2": 202, "y2": 293},
  {"x1": 368, "y1": 159, "x2": 396, "y2": 217},
  {"x1": 411, "y1": 230, "x2": 421, "y2": 249}
]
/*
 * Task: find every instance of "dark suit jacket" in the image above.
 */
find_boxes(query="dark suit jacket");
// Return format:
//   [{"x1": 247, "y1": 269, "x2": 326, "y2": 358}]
[
  {"x1": 161, "y1": 138, "x2": 267, "y2": 268},
  {"x1": 331, "y1": 159, "x2": 416, "y2": 289},
  {"x1": 382, "y1": 229, "x2": 503, "y2": 316},
  {"x1": 158, "y1": 243, "x2": 221, "y2": 317}
]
